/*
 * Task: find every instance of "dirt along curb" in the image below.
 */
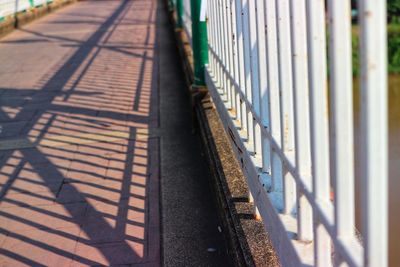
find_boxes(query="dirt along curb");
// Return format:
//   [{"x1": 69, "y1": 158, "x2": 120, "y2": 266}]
[{"x1": 165, "y1": 3, "x2": 281, "y2": 267}]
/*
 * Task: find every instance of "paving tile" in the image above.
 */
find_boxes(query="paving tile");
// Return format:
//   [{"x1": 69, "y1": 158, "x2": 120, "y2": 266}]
[
  {"x1": 23, "y1": 146, "x2": 78, "y2": 165},
  {"x1": 78, "y1": 199, "x2": 146, "y2": 244},
  {"x1": 66, "y1": 160, "x2": 108, "y2": 182},
  {"x1": 0, "y1": 226, "x2": 80, "y2": 267},
  {"x1": 0, "y1": 203, "x2": 87, "y2": 231},
  {"x1": 0, "y1": 121, "x2": 29, "y2": 138},
  {"x1": 0, "y1": 162, "x2": 65, "y2": 196},
  {"x1": 0, "y1": 189, "x2": 56, "y2": 208},
  {"x1": 0, "y1": 228, "x2": 9, "y2": 248},
  {"x1": 72, "y1": 240, "x2": 146, "y2": 266},
  {"x1": 3, "y1": 178, "x2": 62, "y2": 196}
]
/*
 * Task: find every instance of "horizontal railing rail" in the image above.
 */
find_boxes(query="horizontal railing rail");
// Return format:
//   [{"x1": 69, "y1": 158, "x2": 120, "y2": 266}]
[{"x1": 171, "y1": 0, "x2": 388, "y2": 266}]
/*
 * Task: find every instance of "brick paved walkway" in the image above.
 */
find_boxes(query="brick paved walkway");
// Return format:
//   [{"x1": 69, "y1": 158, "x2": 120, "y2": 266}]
[{"x1": 0, "y1": 0, "x2": 160, "y2": 266}]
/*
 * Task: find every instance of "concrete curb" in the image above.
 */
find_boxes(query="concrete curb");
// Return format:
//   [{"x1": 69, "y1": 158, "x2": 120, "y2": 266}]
[
  {"x1": 166, "y1": 4, "x2": 280, "y2": 267},
  {"x1": 0, "y1": 0, "x2": 78, "y2": 39}
]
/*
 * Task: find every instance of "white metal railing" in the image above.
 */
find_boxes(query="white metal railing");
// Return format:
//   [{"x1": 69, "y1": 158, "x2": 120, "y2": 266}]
[
  {"x1": 196, "y1": 0, "x2": 388, "y2": 266},
  {"x1": 183, "y1": 0, "x2": 192, "y2": 44},
  {"x1": 0, "y1": 0, "x2": 53, "y2": 19}
]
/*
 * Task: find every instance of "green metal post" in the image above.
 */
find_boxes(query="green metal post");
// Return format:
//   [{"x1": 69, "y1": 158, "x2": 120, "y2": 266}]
[
  {"x1": 190, "y1": 0, "x2": 208, "y2": 86},
  {"x1": 176, "y1": 0, "x2": 183, "y2": 28}
]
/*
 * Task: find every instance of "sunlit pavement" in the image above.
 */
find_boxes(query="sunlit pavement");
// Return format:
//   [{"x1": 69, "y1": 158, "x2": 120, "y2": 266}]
[
  {"x1": 0, "y1": 0, "x2": 159, "y2": 265},
  {"x1": 0, "y1": 0, "x2": 232, "y2": 266}
]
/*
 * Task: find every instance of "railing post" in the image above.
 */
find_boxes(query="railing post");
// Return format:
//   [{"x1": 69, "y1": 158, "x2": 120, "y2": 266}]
[
  {"x1": 176, "y1": 0, "x2": 183, "y2": 28},
  {"x1": 190, "y1": 0, "x2": 208, "y2": 86}
]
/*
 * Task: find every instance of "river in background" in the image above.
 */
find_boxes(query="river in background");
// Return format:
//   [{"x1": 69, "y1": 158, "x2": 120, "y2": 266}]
[{"x1": 352, "y1": 75, "x2": 400, "y2": 266}]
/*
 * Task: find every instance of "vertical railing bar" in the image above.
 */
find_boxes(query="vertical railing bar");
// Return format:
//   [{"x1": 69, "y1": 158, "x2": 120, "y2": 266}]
[
  {"x1": 276, "y1": 0, "x2": 294, "y2": 154},
  {"x1": 276, "y1": 0, "x2": 296, "y2": 215},
  {"x1": 247, "y1": 0, "x2": 262, "y2": 158},
  {"x1": 241, "y1": 0, "x2": 253, "y2": 145},
  {"x1": 217, "y1": 0, "x2": 225, "y2": 93},
  {"x1": 255, "y1": 0, "x2": 268, "y2": 129},
  {"x1": 217, "y1": 0, "x2": 225, "y2": 94},
  {"x1": 230, "y1": 0, "x2": 242, "y2": 124},
  {"x1": 245, "y1": 0, "x2": 261, "y2": 217},
  {"x1": 223, "y1": 0, "x2": 232, "y2": 109},
  {"x1": 247, "y1": 0, "x2": 259, "y2": 117},
  {"x1": 305, "y1": 0, "x2": 332, "y2": 265},
  {"x1": 212, "y1": 0, "x2": 219, "y2": 81},
  {"x1": 208, "y1": 0, "x2": 219, "y2": 83},
  {"x1": 213, "y1": 0, "x2": 222, "y2": 89},
  {"x1": 219, "y1": 0, "x2": 225, "y2": 92},
  {"x1": 220, "y1": 0, "x2": 229, "y2": 103},
  {"x1": 211, "y1": 0, "x2": 217, "y2": 83},
  {"x1": 234, "y1": 0, "x2": 248, "y2": 135},
  {"x1": 264, "y1": 0, "x2": 281, "y2": 146},
  {"x1": 206, "y1": 0, "x2": 214, "y2": 75},
  {"x1": 185, "y1": 0, "x2": 191, "y2": 29},
  {"x1": 327, "y1": 0, "x2": 356, "y2": 254},
  {"x1": 264, "y1": 0, "x2": 283, "y2": 198},
  {"x1": 255, "y1": 0, "x2": 272, "y2": 186},
  {"x1": 289, "y1": 0, "x2": 313, "y2": 242},
  {"x1": 359, "y1": 0, "x2": 388, "y2": 266},
  {"x1": 211, "y1": 0, "x2": 219, "y2": 80},
  {"x1": 226, "y1": 0, "x2": 235, "y2": 112},
  {"x1": 256, "y1": 1, "x2": 271, "y2": 191}
]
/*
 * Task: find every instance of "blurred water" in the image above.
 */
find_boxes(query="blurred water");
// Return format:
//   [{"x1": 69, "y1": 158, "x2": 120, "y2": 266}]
[{"x1": 353, "y1": 75, "x2": 400, "y2": 266}]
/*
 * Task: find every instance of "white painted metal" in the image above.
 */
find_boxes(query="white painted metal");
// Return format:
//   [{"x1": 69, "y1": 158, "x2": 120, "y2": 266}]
[
  {"x1": 185, "y1": 0, "x2": 389, "y2": 266},
  {"x1": 34, "y1": 0, "x2": 47, "y2": 6},
  {"x1": 305, "y1": 0, "x2": 332, "y2": 265},
  {"x1": 327, "y1": 1, "x2": 358, "y2": 266},
  {"x1": 220, "y1": 0, "x2": 229, "y2": 103},
  {"x1": 275, "y1": 0, "x2": 296, "y2": 216},
  {"x1": 0, "y1": 0, "x2": 46, "y2": 18},
  {"x1": 264, "y1": 0, "x2": 283, "y2": 212},
  {"x1": 240, "y1": 0, "x2": 254, "y2": 147},
  {"x1": 230, "y1": 0, "x2": 241, "y2": 123},
  {"x1": 225, "y1": 0, "x2": 235, "y2": 112},
  {"x1": 289, "y1": 0, "x2": 313, "y2": 246},
  {"x1": 234, "y1": 0, "x2": 247, "y2": 135},
  {"x1": 199, "y1": 0, "x2": 206, "y2": 21},
  {"x1": 247, "y1": 0, "x2": 261, "y2": 157},
  {"x1": 254, "y1": 0, "x2": 272, "y2": 189},
  {"x1": 359, "y1": 0, "x2": 388, "y2": 266},
  {"x1": 183, "y1": 0, "x2": 192, "y2": 44}
]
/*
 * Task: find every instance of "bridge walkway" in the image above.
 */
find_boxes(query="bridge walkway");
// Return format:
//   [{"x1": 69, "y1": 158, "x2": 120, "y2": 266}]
[{"x1": 0, "y1": 0, "x2": 230, "y2": 266}]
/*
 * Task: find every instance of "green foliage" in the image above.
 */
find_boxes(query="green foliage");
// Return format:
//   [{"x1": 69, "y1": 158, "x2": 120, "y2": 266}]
[
  {"x1": 350, "y1": 1, "x2": 400, "y2": 74},
  {"x1": 352, "y1": 33, "x2": 359, "y2": 76},
  {"x1": 351, "y1": 25, "x2": 400, "y2": 75},
  {"x1": 388, "y1": 0, "x2": 400, "y2": 23},
  {"x1": 388, "y1": 26, "x2": 400, "y2": 73}
]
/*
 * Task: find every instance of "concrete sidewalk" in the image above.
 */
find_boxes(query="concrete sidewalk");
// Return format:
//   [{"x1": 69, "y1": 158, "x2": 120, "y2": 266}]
[{"x1": 0, "y1": 0, "x2": 230, "y2": 266}]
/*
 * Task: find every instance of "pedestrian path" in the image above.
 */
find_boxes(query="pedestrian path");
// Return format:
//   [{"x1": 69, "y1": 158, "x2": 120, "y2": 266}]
[
  {"x1": 0, "y1": 0, "x2": 232, "y2": 265},
  {"x1": 0, "y1": 0, "x2": 232, "y2": 266},
  {"x1": 0, "y1": 0, "x2": 160, "y2": 265}
]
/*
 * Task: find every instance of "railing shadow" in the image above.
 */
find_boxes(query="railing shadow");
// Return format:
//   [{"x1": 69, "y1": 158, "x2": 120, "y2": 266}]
[{"x1": 0, "y1": 0, "x2": 159, "y2": 265}]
